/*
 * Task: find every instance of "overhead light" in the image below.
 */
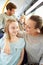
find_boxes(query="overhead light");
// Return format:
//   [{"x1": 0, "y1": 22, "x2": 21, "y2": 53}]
[{"x1": 25, "y1": 0, "x2": 43, "y2": 15}]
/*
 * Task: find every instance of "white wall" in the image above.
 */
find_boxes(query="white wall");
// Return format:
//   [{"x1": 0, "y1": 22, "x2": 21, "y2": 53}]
[
  {"x1": 34, "y1": 6, "x2": 43, "y2": 18},
  {"x1": 0, "y1": 0, "x2": 6, "y2": 13},
  {"x1": 10, "y1": 0, "x2": 32, "y2": 18}
]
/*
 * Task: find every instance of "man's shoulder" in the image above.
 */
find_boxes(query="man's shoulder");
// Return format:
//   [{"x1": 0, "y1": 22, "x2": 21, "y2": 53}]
[{"x1": 0, "y1": 13, "x2": 5, "y2": 17}]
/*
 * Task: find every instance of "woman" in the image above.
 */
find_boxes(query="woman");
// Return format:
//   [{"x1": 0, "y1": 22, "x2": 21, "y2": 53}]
[
  {"x1": 24, "y1": 15, "x2": 43, "y2": 65},
  {"x1": 18, "y1": 15, "x2": 43, "y2": 65},
  {"x1": 0, "y1": 19, "x2": 25, "y2": 65}
]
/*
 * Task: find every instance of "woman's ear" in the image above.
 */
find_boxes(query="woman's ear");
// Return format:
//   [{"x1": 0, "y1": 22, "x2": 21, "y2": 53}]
[{"x1": 36, "y1": 28, "x2": 40, "y2": 33}]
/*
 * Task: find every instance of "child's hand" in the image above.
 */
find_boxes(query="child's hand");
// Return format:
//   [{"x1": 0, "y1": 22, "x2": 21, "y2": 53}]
[
  {"x1": 4, "y1": 43, "x2": 10, "y2": 54},
  {"x1": 4, "y1": 43, "x2": 10, "y2": 55},
  {"x1": 4, "y1": 48, "x2": 10, "y2": 55}
]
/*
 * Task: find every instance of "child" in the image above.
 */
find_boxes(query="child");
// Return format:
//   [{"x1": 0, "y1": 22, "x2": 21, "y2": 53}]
[{"x1": 0, "y1": 19, "x2": 25, "y2": 65}]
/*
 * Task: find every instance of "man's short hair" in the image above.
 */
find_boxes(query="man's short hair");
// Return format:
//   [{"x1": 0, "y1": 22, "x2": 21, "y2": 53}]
[{"x1": 6, "y1": 2, "x2": 17, "y2": 10}]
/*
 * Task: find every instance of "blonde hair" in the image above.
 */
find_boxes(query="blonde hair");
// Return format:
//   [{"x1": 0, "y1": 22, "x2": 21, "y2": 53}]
[
  {"x1": 4, "y1": 19, "x2": 18, "y2": 54},
  {"x1": 4, "y1": 19, "x2": 18, "y2": 40}
]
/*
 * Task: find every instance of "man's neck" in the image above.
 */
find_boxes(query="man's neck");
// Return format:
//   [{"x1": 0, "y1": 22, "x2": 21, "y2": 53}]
[{"x1": 6, "y1": 12, "x2": 11, "y2": 16}]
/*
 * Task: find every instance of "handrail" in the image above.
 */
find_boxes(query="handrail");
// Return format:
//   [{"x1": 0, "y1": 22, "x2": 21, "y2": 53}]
[
  {"x1": 25, "y1": 0, "x2": 43, "y2": 15},
  {"x1": 2, "y1": 0, "x2": 10, "y2": 13}
]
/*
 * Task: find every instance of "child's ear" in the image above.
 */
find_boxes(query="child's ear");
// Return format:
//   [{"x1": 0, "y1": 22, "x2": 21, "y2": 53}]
[{"x1": 36, "y1": 28, "x2": 40, "y2": 33}]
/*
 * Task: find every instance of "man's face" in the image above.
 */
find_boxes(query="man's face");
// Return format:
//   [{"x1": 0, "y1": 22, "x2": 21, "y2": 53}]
[{"x1": 8, "y1": 8, "x2": 16, "y2": 15}]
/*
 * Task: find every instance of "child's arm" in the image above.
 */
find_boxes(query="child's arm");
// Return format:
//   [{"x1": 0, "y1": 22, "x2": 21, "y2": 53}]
[{"x1": 17, "y1": 48, "x2": 24, "y2": 65}]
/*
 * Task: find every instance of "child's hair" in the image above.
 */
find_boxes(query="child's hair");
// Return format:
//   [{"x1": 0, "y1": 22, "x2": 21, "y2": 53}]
[
  {"x1": 6, "y1": 2, "x2": 17, "y2": 10},
  {"x1": 29, "y1": 15, "x2": 43, "y2": 34},
  {"x1": 4, "y1": 19, "x2": 18, "y2": 40},
  {"x1": 4, "y1": 19, "x2": 19, "y2": 54}
]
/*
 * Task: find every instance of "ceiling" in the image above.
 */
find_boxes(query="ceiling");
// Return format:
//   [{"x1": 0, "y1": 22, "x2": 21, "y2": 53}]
[{"x1": 0, "y1": 0, "x2": 38, "y2": 18}]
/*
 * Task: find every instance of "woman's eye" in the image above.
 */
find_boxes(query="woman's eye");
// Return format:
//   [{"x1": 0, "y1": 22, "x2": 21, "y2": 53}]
[
  {"x1": 26, "y1": 25, "x2": 31, "y2": 29},
  {"x1": 28, "y1": 26, "x2": 31, "y2": 29}
]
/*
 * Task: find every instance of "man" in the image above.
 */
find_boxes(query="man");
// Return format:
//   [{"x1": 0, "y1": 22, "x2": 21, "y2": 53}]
[{"x1": 0, "y1": 2, "x2": 17, "y2": 38}]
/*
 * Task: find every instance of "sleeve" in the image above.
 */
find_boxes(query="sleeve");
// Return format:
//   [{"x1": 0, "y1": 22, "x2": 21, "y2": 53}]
[
  {"x1": 39, "y1": 55, "x2": 43, "y2": 65},
  {"x1": 21, "y1": 38, "x2": 25, "y2": 49},
  {"x1": 0, "y1": 14, "x2": 4, "y2": 29},
  {"x1": 17, "y1": 31, "x2": 25, "y2": 38}
]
